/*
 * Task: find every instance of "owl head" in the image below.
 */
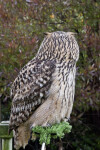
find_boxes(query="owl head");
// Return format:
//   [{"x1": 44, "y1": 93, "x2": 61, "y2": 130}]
[{"x1": 37, "y1": 31, "x2": 79, "y2": 62}]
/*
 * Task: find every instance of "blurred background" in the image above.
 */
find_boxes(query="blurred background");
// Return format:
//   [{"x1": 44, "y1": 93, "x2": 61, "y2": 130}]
[{"x1": 0, "y1": 0, "x2": 100, "y2": 149}]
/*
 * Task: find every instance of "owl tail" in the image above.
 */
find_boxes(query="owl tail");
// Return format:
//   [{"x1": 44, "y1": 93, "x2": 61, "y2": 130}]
[{"x1": 13, "y1": 125, "x2": 36, "y2": 150}]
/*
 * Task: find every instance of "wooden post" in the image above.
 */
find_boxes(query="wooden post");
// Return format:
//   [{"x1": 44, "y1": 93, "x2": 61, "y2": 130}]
[
  {"x1": 2, "y1": 138, "x2": 12, "y2": 150},
  {"x1": 0, "y1": 121, "x2": 13, "y2": 150},
  {"x1": 41, "y1": 143, "x2": 46, "y2": 150}
]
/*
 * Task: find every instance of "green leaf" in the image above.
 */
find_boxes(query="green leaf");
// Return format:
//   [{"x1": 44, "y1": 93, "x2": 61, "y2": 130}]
[{"x1": 32, "y1": 122, "x2": 72, "y2": 145}]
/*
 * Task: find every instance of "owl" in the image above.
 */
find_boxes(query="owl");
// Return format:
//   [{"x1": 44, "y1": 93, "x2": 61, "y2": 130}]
[{"x1": 9, "y1": 31, "x2": 79, "y2": 149}]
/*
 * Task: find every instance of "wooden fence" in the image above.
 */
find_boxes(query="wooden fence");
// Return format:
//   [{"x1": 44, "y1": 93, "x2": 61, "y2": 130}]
[
  {"x1": 0, "y1": 121, "x2": 13, "y2": 150},
  {"x1": 0, "y1": 121, "x2": 46, "y2": 150}
]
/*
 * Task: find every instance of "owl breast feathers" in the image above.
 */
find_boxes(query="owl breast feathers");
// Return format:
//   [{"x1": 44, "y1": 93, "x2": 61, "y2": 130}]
[{"x1": 9, "y1": 31, "x2": 79, "y2": 149}]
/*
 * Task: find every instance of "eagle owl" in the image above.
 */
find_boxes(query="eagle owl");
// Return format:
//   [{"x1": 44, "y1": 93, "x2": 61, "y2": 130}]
[{"x1": 9, "y1": 31, "x2": 79, "y2": 149}]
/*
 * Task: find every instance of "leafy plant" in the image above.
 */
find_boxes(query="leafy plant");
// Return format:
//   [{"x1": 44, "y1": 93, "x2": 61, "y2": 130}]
[{"x1": 32, "y1": 122, "x2": 72, "y2": 145}]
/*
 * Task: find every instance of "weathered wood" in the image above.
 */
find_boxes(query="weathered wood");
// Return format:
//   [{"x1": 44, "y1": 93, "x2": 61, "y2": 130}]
[
  {"x1": 41, "y1": 143, "x2": 46, "y2": 150},
  {"x1": 2, "y1": 138, "x2": 12, "y2": 150},
  {"x1": 0, "y1": 121, "x2": 13, "y2": 150},
  {"x1": 59, "y1": 139, "x2": 63, "y2": 150},
  {"x1": 0, "y1": 121, "x2": 13, "y2": 138}
]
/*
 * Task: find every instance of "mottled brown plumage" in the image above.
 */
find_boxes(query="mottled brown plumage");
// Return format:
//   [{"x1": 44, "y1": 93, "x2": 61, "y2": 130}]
[{"x1": 9, "y1": 31, "x2": 79, "y2": 149}]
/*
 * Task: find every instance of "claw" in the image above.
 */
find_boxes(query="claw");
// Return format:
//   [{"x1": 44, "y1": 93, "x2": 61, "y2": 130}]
[{"x1": 63, "y1": 117, "x2": 70, "y2": 122}]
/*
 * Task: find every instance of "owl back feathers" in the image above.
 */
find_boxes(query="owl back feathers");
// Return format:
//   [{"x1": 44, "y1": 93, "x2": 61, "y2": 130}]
[{"x1": 9, "y1": 58, "x2": 56, "y2": 132}]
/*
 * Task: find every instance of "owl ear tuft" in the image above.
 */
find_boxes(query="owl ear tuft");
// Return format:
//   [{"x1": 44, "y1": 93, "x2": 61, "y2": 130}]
[
  {"x1": 44, "y1": 32, "x2": 51, "y2": 36},
  {"x1": 67, "y1": 32, "x2": 77, "y2": 36}
]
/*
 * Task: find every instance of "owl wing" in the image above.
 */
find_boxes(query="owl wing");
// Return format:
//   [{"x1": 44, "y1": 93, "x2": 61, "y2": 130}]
[{"x1": 9, "y1": 58, "x2": 56, "y2": 132}]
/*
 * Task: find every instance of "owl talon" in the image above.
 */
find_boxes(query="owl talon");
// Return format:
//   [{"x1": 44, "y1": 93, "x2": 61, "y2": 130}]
[
  {"x1": 42, "y1": 123, "x2": 51, "y2": 127},
  {"x1": 46, "y1": 123, "x2": 51, "y2": 127},
  {"x1": 63, "y1": 117, "x2": 70, "y2": 122},
  {"x1": 30, "y1": 123, "x2": 35, "y2": 130}
]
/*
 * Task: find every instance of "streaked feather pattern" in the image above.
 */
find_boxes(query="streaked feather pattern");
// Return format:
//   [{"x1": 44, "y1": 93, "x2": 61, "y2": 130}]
[{"x1": 9, "y1": 59, "x2": 56, "y2": 130}]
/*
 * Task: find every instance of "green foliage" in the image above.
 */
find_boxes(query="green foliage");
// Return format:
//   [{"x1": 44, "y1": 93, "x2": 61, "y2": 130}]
[{"x1": 32, "y1": 122, "x2": 72, "y2": 145}]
